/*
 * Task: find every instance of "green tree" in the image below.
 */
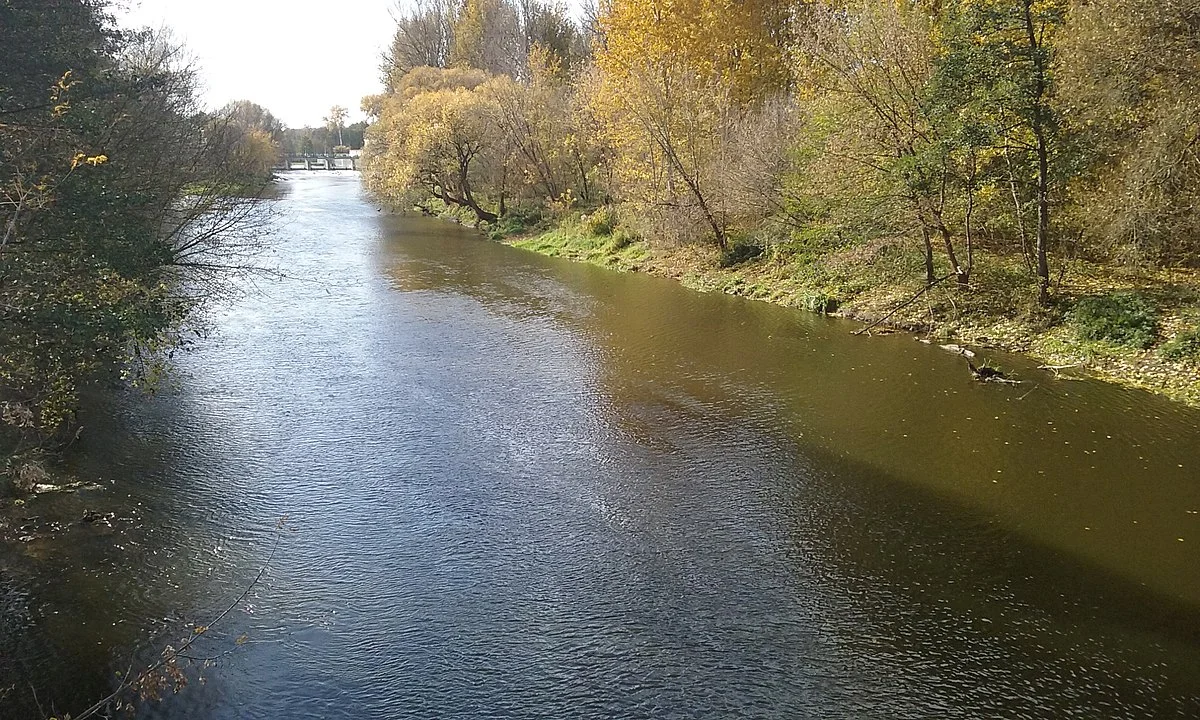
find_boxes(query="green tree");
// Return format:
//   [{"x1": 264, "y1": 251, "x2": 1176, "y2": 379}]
[
  {"x1": 934, "y1": 0, "x2": 1069, "y2": 302},
  {"x1": 2, "y1": 4, "x2": 276, "y2": 461}
]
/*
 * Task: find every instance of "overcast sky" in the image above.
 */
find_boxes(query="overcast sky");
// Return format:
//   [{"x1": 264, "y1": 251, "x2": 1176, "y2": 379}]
[{"x1": 115, "y1": 0, "x2": 399, "y2": 128}]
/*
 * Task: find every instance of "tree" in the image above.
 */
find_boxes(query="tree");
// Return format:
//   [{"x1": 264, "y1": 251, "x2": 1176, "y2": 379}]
[
  {"x1": 325, "y1": 104, "x2": 349, "y2": 147},
  {"x1": 935, "y1": 0, "x2": 1068, "y2": 302},
  {"x1": 451, "y1": 0, "x2": 523, "y2": 76},
  {"x1": 2, "y1": 7, "x2": 275, "y2": 458},
  {"x1": 590, "y1": 0, "x2": 794, "y2": 247},
  {"x1": 794, "y1": 1, "x2": 974, "y2": 286},
  {"x1": 215, "y1": 100, "x2": 285, "y2": 176},
  {"x1": 481, "y1": 46, "x2": 598, "y2": 204},
  {"x1": 1056, "y1": 0, "x2": 1200, "y2": 265},
  {"x1": 364, "y1": 68, "x2": 501, "y2": 222},
  {"x1": 383, "y1": 0, "x2": 457, "y2": 88}
]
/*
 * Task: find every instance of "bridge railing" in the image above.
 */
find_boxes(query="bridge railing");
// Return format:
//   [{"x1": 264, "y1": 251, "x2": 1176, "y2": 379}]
[{"x1": 276, "y1": 155, "x2": 359, "y2": 171}]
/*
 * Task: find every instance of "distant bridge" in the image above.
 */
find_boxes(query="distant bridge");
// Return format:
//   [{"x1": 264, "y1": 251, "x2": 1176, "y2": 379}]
[{"x1": 279, "y1": 155, "x2": 359, "y2": 171}]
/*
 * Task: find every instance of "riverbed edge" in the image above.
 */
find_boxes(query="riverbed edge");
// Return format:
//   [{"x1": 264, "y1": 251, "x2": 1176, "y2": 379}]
[{"x1": 487, "y1": 222, "x2": 1200, "y2": 409}]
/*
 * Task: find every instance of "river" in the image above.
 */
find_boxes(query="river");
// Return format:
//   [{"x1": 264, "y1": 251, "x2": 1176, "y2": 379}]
[{"x1": 2, "y1": 173, "x2": 1198, "y2": 718}]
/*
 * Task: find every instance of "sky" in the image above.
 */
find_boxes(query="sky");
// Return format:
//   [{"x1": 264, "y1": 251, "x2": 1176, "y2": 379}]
[{"x1": 114, "y1": 0, "x2": 400, "y2": 128}]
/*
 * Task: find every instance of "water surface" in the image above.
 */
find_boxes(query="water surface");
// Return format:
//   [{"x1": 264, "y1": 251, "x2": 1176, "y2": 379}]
[{"x1": 2, "y1": 173, "x2": 1198, "y2": 719}]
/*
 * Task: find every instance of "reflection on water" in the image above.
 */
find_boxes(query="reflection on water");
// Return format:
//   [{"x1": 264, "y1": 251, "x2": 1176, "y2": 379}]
[{"x1": 2, "y1": 172, "x2": 1198, "y2": 719}]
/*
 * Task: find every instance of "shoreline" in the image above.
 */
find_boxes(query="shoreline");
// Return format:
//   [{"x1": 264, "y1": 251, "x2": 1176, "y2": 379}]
[{"x1": 492, "y1": 220, "x2": 1200, "y2": 409}]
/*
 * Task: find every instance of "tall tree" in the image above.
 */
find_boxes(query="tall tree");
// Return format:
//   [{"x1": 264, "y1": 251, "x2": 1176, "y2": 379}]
[
  {"x1": 451, "y1": 0, "x2": 523, "y2": 76},
  {"x1": 325, "y1": 104, "x2": 349, "y2": 147},
  {"x1": 935, "y1": 0, "x2": 1068, "y2": 302},
  {"x1": 590, "y1": 0, "x2": 794, "y2": 247},
  {"x1": 382, "y1": 0, "x2": 457, "y2": 89},
  {"x1": 2, "y1": 7, "x2": 274, "y2": 452}
]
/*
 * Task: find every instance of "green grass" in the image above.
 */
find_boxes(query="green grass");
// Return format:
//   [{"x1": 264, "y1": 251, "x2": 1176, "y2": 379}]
[{"x1": 511, "y1": 225, "x2": 649, "y2": 270}]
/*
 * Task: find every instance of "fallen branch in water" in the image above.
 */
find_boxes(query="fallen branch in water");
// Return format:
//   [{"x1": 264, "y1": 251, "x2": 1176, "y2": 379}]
[
  {"x1": 70, "y1": 517, "x2": 289, "y2": 720},
  {"x1": 854, "y1": 274, "x2": 955, "y2": 336},
  {"x1": 1038, "y1": 363, "x2": 1084, "y2": 380}
]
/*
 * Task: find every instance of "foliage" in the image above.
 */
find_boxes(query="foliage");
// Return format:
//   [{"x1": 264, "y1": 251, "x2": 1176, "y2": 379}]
[
  {"x1": 589, "y1": 0, "x2": 794, "y2": 248},
  {"x1": 1069, "y1": 293, "x2": 1159, "y2": 348},
  {"x1": 361, "y1": 0, "x2": 1200, "y2": 343},
  {"x1": 582, "y1": 206, "x2": 617, "y2": 236},
  {"x1": 1161, "y1": 328, "x2": 1200, "y2": 363},
  {"x1": 607, "y1": 226, "x2": 639, "y2": 251},
  {"x1": 363, "y1": 68, "x2": 502, "y2": 222},
  {"x1": 1055, "y1": 0, "x2": 1200, "y2": 265},
  {"x1": 1, "y1": 2, "x2": 275, "y2": 455}
]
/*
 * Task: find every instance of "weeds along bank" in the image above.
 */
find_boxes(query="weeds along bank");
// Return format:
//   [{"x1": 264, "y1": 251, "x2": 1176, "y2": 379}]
[{"x1": 363, "y1": 0, "x2": 1200, "y2": 406}]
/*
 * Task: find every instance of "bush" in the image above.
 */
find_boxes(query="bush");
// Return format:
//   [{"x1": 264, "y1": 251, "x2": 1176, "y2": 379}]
[
  {"x1": 607, "y1": 227, "x2": 638, "y2": 251},
  {"x1": 1068, "y1": 292, "x2": 1159, "y2": 348},
  {"x1": 719, "y1": 239, "x2": 765, "y2": 268},
  {"x1": 801, "y1": 291, "x2": 839, "y2": 314},
  {"x1": 1161, "y1": 327, "x2": 1200, "y2": 362},
  {"x1": 487, "y1": 206, "x2": 545, "y2": 240},
  {"x1": 582, "y1": 206, "x2": 617, "y2": 236}
]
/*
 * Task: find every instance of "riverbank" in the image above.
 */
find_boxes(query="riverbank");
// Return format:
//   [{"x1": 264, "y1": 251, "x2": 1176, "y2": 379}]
[{"x1": 488, "y1": 213, "x2": 1200, "y2": 407}]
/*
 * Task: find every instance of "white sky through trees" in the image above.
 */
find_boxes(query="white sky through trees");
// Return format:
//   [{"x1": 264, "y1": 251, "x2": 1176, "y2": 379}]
[
  {"x1": 113, "y1": 0, "x2": 408, "y2": 129},
  {"x1": 115, "y1": 0, "x2": 588, "y2": 129}
]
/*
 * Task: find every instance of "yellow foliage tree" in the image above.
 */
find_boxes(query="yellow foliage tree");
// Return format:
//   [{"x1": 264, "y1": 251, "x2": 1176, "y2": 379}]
[
  {"x1": 364, "y1": 68, "x2": 502, "y2": 222},
  {"x1": 590, "y1": 0, "x2": 794, "y2": 247}
]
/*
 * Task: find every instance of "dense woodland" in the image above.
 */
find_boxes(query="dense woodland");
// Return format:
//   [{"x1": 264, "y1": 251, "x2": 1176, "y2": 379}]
[
  {"x1": 0, "y1": 0, "x2": 285, "y2": 468},
  {"x1": 364, "y1": 0, "x2": 1200, "y2": 329}
]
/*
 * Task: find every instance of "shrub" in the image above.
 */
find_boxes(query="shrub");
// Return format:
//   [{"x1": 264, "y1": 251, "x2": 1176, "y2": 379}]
[
  {"x1": 487, "y1": 206, "x2": 545, "y2": 240},
  {"x1": 801, "y1": 291, "x2": 839, "y2": 314},
  {"x1": 1068, "y1": 292, "x2": 1159, "y2": 348},
  {"x1": 607, "y1": 227, "x2": 638, "y2": 251},
  {"x1": 1161, "y1": 327, "x2": 1200, "y2": 362},
  {"x1": 719, "y1": 239, "x2": 765, "y2": 268},
  {"x1": 582, "y1": 206, "x2": 617, "y2": 236}
]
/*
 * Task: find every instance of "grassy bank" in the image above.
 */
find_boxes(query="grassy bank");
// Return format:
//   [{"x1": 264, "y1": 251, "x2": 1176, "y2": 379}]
[{"x1": 467, "y1": 207, "x2": 1200, "y2": 408}]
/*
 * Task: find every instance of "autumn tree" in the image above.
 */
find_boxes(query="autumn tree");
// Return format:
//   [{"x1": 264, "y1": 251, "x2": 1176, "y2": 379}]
[
  {"x1": 482, "y1": 46, "x2": 601, "y2": 205},
  {"x1": 451, "y1": 0, "x2": 524, "y2": 76},
  {"x1": 1056, "y1": 0, "x2": 1200, "y2": 265},
  {"x1": 212, "y1": 100, "x2": 285, "y2": 179},
  {"x1": 591, "y1": 0, "x2": 795, "y2": 247},
  {"x1": 363, "y1": 67, "x2": 501, "y2": 222},
  {"x1": 793, "y1": 1, "x2": 974, "y2": 286}
]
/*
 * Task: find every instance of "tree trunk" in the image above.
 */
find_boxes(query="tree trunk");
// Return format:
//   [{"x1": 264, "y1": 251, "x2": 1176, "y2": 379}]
[
  {"x1": 1024, "y1": 0, "x2": 1052, "y2": 304},
  {"x1": 1035, "y1": 132, "x2": 1051, "y2": 304},
  {"x1": 940, "y1": 223, "x2": 969, "y2": 286},
  {"x1": 920, "y1": 224, "x2": 936, "y2": 286}
]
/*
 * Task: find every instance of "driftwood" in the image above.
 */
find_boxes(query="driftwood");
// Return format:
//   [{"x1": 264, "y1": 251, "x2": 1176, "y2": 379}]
[
  {"x1": 966, "y1": 358, "x2": 1022, "y2": 384},
  {"x1": 939, "y1": 343, "x2": 977, "y2": 359},
  {"x1": 1038, "y1": 363, "x2": 1084, "y2": 380}
]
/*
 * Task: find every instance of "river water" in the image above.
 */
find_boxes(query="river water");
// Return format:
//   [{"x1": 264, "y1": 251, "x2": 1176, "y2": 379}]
[{"x1": 2, "y1": 173, "x2": 1199, "y2": 718}]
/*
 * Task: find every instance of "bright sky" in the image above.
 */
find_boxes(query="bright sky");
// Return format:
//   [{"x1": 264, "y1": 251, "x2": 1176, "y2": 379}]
[{"x1": 115, "y1": 0, "x2": 399, "y2": 128}]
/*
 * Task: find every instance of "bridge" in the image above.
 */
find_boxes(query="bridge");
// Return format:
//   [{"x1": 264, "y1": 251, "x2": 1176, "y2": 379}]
[{"x1": 279, "y1": 155, "x2": 359, "y2": 171}]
